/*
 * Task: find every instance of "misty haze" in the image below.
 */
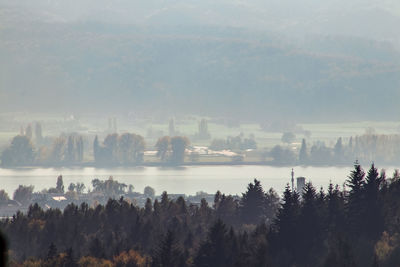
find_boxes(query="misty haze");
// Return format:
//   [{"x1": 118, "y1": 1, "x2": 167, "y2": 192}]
[{"x1": 0, "y1": 0, "x2": 400, "y2": 266}]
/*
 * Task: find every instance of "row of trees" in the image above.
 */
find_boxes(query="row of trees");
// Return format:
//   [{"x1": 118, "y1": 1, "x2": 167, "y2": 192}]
[
  {"x1": 1, "y1": 133, "x2": 191, "y2": 166},
  {"x1": 44, "y1": 135, "x2": 84, "y2": 164},
  {"x1": 155, "y1": 136, "x2": 190, "y2": 164},
  {"x1": 1, "y1": 134, "x2": 84, "y2": 166},
  {"x1": 4, "y1": 131, "x2": 400, "y2": 166},
  {"x1": 270, "y1": 138, "x2": 347, "y2": 165},
  {"x1": 270, "y1": 134, "x2": 400, "y2": 165},
  {"x1": 93, "y1": 133, "x2": 145, "y2": 165},
  {"x1": 3, "y1": 163, "x2": 400, "y2": 266}
]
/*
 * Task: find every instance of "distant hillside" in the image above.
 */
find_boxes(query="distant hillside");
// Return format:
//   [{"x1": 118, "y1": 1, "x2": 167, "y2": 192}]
[{"x1": 1, "y1": 1, "x2": 400, "y2": 121}]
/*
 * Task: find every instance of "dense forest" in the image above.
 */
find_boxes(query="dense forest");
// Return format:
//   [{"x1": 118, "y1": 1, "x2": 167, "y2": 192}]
[{"x1": 1, "y1": 163, "x2": 400, "y2": 266}]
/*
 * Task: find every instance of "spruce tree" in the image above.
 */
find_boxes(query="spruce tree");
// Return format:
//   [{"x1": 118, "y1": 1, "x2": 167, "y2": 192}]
[
  {"x1": 240, "y1": 179, "x2": 266, "y2": 224},
  {"x1": 327, "y1": 183, "x2": 345, "y2": 233},
  {"x1": 298, "y1": 182, "x2": 324, "y2": 265},
  {"x1": 346, "y1": 161, "x2": 365, "y2": 236},
  {"x1": 364, "y1": 164, "x2": 384, "y2": 239},
  {"x1": 273, "y1": 184, "x2": 300, "y2": 264}
]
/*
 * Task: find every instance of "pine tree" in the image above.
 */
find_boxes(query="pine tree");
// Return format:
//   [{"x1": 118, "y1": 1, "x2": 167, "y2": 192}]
[
  {"x1": 364, "y1": 164, "x2": 384, "y2": 239},
  {"x1": 327, "y1": 183, "x2": 345, "y2": 233},
  {"x1": 273, "y1": 184, "x2": 300, "y2": 264},
  {"x1": 346, "y1": 161, "x2": 365, "y2": 236},
  {"x1": 240, "y1": 179, "x2": 266, "y2": 224},
  {"x1": 347, "y1": 161, "x2": 365, "y2": 195},
  {"x1": 264, "y1": 188, "x2": 280, "y2": 225},
  {"x1": 365, "y1": 163, "x2": 381, "y2": 197},
  {"x1": 297, "y1": 182, "x2": 324, "y2": 265}
]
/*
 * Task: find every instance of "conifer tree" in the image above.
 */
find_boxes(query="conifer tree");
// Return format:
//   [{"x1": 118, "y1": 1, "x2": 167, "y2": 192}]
[
  {"x1": 240, "y1": 179, "x2": 266, "y2": 224},
  {"x1": 327, "y1": 183, "x2": 345, "y2": 233},
  {"x1": 346, "y1": 161, "x2": 365, "y2": 236},
  {"x1": 298, "y1": 182, "x2": 325, "y2": 265},
  {"x1": 273, "y1": 184, "x2": 300, "y2": 264},
  {"x1": 364, "y1": 164, "x2": 384, "y2": 239}
]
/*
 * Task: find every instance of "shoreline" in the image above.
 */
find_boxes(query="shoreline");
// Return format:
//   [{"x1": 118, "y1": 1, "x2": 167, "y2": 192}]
[{"x1": 0, "y1": 161, "x2": 386, "y2": 170}]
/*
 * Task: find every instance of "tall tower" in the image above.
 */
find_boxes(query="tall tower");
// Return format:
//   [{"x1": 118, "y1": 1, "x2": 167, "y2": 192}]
[{"x1": 291, "y1": 168, "x2": 294, "y2": 191}]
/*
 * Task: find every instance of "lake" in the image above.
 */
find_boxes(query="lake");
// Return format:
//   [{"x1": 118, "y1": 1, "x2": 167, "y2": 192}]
[{"x1": 0, "y1": 165, "x2": 398, "y2": 196}]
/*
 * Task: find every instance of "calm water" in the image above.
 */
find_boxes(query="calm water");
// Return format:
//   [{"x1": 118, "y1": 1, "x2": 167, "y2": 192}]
[{"x1": 0, "y1": 165, "x2": 398, "y2": 196}]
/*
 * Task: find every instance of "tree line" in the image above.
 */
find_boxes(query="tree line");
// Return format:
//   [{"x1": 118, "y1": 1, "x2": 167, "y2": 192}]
[
  {"x1": 2, "y1": 163, "x2": 400, "y2": 266},
  {"x1": 1, "y1": 132, "x2": 190, "y2": 167},
  {"x1": 1, "y1": 133, "x2": 84, "y2": 167},
  {"x1": 93, "y1": 133, "x2": 145, "y2": 165},
  {"x1": 270, "y1": 133, "x2": 400, "y2": 165}
]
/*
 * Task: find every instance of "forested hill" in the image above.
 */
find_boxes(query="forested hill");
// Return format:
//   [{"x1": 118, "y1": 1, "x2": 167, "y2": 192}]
[{"x1": 1, "y1": 0, "x2": 400, "y2": 121}]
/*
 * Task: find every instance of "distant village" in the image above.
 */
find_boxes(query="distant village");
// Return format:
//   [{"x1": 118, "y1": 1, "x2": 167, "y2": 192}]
[
  {"x1": 0, "y1": 175, "x2": 221, "y2": 218},
  {"x1": 0, "y1": 172, "x2": 309, "y2": 218}
]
